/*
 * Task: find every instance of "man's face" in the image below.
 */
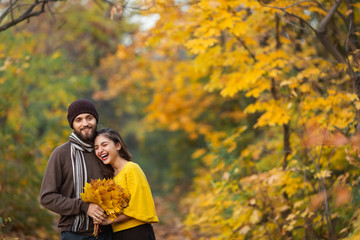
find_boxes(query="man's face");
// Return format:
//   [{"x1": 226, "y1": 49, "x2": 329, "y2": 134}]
[{"x1": 72, "y1": 113, "x2": 97, "y2": 144}]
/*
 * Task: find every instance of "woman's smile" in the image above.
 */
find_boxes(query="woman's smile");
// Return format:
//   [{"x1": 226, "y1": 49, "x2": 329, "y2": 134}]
[{"x1": 100, "y1": 152, "x2": 109, "y2": 161}]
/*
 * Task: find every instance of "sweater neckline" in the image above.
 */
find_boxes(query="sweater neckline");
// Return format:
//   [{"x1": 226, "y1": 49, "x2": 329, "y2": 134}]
[{"x1": 114, "y1": 161, "x2": 130, "y2": 177}]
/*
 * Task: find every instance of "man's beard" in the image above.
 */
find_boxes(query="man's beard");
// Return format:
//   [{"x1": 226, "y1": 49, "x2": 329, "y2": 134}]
[{"x1": 74, "y1": 126, "x2": 96, "y2": 144}]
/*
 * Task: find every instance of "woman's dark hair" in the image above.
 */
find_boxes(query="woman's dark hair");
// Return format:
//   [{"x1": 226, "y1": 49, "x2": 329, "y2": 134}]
[{"x1": 96, "y1": 128, "x2": 133, "y2": 161}]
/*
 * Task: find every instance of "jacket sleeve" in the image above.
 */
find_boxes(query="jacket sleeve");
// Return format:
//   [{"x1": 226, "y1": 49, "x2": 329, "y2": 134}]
[
  {"x1": 122, "y1": 163, "x2": 158, "y2": 223},
  {"x1": 39, "y1": 147, "x2": 90, "y2": 215}
]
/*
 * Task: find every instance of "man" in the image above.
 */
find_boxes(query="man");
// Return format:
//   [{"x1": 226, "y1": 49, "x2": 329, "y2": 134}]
[{"x1": 40, "y1": 99, "x2": 113, "y2": 240}]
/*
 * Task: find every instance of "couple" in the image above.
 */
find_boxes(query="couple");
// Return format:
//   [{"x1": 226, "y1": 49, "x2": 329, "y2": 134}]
[{"x1": 40, "y1": 99, "x2": 158, "y2": 240}]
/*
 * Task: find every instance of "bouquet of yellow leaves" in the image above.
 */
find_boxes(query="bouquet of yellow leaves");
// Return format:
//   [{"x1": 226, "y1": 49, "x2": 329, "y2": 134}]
[{"x1": 81, "y1": 178, "x2": 130, "y2": 237}]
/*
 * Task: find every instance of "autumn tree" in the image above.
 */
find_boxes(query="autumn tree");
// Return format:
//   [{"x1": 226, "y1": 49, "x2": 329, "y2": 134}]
[{"x1": 94, "y1": 0, "x2": 360, "y2": 239}]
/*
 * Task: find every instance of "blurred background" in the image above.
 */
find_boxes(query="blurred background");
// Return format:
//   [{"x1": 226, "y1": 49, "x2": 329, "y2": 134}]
[{"x1": 1, "y1": 0, "x2": 360, "y2": 239}]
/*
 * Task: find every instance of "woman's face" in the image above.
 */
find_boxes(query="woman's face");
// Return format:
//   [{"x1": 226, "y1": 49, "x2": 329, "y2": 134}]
[{"x1": 94, "y1": 134, "x2": 121, "y2": 165}]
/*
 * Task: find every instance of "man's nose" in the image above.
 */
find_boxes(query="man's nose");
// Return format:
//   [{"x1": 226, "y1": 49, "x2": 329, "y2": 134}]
[{"x1": 82, "y1": 119, "x2": 91, "y2": 126}]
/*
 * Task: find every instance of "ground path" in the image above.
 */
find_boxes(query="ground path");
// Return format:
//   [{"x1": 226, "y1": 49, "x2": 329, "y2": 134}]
[{"x1": 152, "y1": 196, "x2": 190, "y2": 240}]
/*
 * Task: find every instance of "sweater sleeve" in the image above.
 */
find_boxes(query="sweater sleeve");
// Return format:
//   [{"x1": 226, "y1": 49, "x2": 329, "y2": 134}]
[
  {"x1": 122, "y1": 163, "x2": 158, "y2": 223},
  {"x1": 40, "y1": 146, "x2": 89, "y2": 215}
]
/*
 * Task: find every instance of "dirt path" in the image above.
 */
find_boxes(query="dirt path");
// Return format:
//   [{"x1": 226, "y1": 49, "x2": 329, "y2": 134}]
[{"x1": 152, "y1": 196, "x2": 190, "y2": 240}]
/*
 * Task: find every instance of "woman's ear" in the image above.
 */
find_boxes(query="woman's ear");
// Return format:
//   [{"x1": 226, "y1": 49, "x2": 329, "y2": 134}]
[{"x1": 116, "y1": 142, "x2": 122, "y2": 151}]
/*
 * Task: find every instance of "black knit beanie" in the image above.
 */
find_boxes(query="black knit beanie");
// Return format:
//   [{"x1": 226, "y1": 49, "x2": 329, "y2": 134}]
[{"x1": 67, "y1": 99, "x2": 99, "y2": 129}]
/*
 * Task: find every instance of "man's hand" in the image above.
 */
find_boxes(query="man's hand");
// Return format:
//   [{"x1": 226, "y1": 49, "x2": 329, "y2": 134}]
[{"x1": 87, "y1": 203, "x2": 107, "y2": 223}]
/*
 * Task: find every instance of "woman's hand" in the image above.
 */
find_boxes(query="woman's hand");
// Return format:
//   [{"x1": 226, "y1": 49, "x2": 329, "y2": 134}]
[{"x1": 93, "y1": 216, "x2": 112, "y2": 225}]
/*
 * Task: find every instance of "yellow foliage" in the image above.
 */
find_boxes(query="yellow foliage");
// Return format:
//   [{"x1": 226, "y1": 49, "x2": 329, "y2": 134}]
[
  {"x1": 81, "y1": 179, "x2": 130, "y2": 220},
  {"x1": 192, "y1": 148, "x2": 207, "y2": 159},
  {"x1": 185, "y1": 38, "x2": 218, "y2": 54},
  {"x1": 0, "y1": 77, "x2": 6, "y2": 85},
  {"x1": 93, "y1": 0, "x2": 360, "y2": 238},
  {"x1": 51, "y1": 51, "x2": 61, "y2": 59},
  {"x1": 245, "y1": 100, "x2": 291, "y2": 127}
]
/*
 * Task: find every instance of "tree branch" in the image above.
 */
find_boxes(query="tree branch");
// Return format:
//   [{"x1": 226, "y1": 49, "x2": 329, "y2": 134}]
[
  {"x1": 0, "y1": 0, "x2": 144, "y2": 32},
  {"x1": 0, "y1": 0, "x2": 47, "y2": 32},
  {"x1": 232, "y1": 34, "x2": 257, "y2": 63},
  {"x1": 317, "y1": 0, "x2": 342, "y2": 33},
  {"x1": 314, "y1": 0, "x2": 349, "y2": 64}
]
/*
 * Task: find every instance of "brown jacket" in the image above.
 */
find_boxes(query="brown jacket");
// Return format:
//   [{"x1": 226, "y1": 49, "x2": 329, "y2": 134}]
[{"x1": 40, "y1": 141, "x2": 113, "y2": 235}]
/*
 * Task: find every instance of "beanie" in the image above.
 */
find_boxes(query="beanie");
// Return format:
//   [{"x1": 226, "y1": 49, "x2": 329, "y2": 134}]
[{"x1": 67, "y1": 99, "x2": 99, "y2": 129}]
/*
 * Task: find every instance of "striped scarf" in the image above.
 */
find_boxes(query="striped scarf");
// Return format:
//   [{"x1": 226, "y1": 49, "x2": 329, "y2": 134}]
[{"x1": 69, "y1": 132, "x2": 93, "y2": 232}]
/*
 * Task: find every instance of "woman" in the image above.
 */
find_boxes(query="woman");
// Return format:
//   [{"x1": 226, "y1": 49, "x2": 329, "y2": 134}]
[{"x1": 94, "y1": 128, "x2": 158, "y2": 240}]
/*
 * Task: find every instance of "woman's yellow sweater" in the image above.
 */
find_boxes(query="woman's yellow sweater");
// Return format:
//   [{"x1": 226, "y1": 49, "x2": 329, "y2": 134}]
[{"x1": 112, "y1": 161, "x2": 158, "y2": 232}]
